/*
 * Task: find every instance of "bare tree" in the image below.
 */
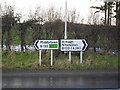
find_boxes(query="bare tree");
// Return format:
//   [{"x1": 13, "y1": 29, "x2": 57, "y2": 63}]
[
  {"x1": 46, "y1": 6, "x2": 62, "y2": 22},
  {"x1": 115, "y1": 1, "x2": 120, "y2": 26},
  {"x1": 87, "y1": 9, "x2": 102, "y2": 52},
  {"x1": 90, "y1": 1, "x2": 117, "y2": 26},
  {"x1": 28, "y1": 6, "x2": 46, "y2": 24},
  {"x1": 68, "y1": 9, "x2": 79, "y2": 23},
  {"x1": 87, "y1": 9, "x2": 103, "y2": 25},
  {"x1": 28, "y1": 6, "x2": 45, "y2": 44}
]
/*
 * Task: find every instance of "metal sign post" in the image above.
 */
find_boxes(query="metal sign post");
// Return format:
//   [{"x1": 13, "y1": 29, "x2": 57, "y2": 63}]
[
  {"x1": 51, "y1": 50, "x2": 53, "y2": 66},
  {"x1": 64, "y1": 0, "x2": 71, "y2": 63},
  {"x1": 65, "y1": 0, "x2": 67, "y2": 39},
  {"x1": 80, "y1": 51, "x2": 83, "y2": 64},
  {"x1": 39, "y1": 50, "x2": 42, "y2": 66},
  {"x1": 69, "y1": 51, "x2": 71, "y2": 62}
]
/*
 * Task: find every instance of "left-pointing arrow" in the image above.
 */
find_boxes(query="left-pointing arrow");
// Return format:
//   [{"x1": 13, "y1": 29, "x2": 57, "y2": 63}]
[{"x1": 34, "y1": 40, "x2": 39, "y2": 50}]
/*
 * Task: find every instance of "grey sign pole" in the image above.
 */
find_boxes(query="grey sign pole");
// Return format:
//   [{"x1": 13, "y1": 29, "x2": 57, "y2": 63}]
[
  {"x1": 69, "y1": 51, "x2": 72, "y2": 62},
  {"x1": 39, "y1": 50, "x2": 42, "y2": 66},
  {"x1": 51, "y1": 50, "x2": 53, "y2": 66},
  {"x1": 64, "y1": 0, "x2": 67, "y2": 39},
  {"x1": 64, "y1": 0, "x2": 72, "y2": 63},
  {"x1": 80, "y1": 51, "x2": 83, "y2": 64}
]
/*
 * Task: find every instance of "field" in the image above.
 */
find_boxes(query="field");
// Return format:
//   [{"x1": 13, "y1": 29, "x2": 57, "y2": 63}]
[{"x1": 2, "y1": 51, "x2": 118, "y2": 70}]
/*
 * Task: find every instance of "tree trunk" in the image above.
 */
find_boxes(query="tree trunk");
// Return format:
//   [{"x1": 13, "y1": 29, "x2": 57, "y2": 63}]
[
  {"x1": 21, "y1": 39, "x2": 24, "y2": 51},
  {"x1": 93, "y1": 46, "x2": 96, "y2": 52},
  {"x1": 24, "y1": 43, "x2": 28, "y2": 51},
  {"x1": 20, "y1": 30, "x2": 24, "y2": 51},
  {"x1": 6, "y1": 28, "x2": 11, "y2": 51},
  {"x1": 1, "y1": 34, "x2": 3, "y2": 51}
]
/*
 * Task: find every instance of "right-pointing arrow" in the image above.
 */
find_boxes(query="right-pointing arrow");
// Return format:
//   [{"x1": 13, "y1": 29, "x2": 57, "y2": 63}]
[
  {"x1": 82, "y1": 39, "x2": 88, "y2": 51},
  {"x1": 34, "y1": 40, "x2": 39, "y2": 50}
]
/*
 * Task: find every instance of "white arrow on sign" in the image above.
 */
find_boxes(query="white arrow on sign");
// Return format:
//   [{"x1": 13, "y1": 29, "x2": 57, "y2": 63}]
[
  {"x1": 61, "y1": 39, "x2": 88, "y2": 51},
  {"x1": 34, "y1": 40, "x2": 59, "y2": 50}
]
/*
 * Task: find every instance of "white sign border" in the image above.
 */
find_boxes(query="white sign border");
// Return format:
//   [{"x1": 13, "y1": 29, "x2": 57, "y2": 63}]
[
  {"x1": 60, "y1": 39, "x2": 88, "y2": 51},
  {"x1": 34, "y1": 40, "x2": 59, "y2": 50}
]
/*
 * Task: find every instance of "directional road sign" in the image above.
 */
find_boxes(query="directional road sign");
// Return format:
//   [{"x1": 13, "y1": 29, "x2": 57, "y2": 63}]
[
  {"x1": 34, "y1": 40, "x2": 59, "y2": 50},
  {"x1": 61, "y1": 39, "x2": 88, "y2": 51}
]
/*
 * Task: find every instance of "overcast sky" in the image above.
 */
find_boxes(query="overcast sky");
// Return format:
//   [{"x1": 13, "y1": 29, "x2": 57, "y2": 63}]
[{"x1": 0, "y1": 0, "x2": 104, "y2": 23}]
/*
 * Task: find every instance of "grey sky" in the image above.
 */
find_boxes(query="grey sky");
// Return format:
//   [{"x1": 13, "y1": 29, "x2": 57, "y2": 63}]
[{"x1": 0, "y1": 0, "x2": 104, "y2": 23}]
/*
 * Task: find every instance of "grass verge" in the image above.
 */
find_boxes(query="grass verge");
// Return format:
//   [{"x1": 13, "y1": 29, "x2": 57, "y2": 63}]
[{"x1": 2, "y1": 51, "x2": 118, "y2": 70}]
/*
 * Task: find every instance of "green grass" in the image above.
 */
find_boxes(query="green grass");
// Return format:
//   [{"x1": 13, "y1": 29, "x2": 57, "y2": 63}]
[{"x1": 2, "y1": 51, "x2": 118, "y2": 70}]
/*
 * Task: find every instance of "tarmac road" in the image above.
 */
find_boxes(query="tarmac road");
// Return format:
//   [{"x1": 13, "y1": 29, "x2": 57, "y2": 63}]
[{"x1": 2, "y1": 69, "x2": 119, "y2": 88}]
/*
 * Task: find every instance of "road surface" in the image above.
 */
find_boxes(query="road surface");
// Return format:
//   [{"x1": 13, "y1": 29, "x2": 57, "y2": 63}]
[{"x1": 2, "y1": 69, "x2": 119, "y2": 88}]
